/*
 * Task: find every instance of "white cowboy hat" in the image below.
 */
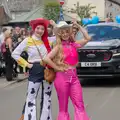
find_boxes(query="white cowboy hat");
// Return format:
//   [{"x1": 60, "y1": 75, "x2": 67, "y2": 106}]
[{"x1": 56, "y1": 21, "x2": 71, "y2": 28}]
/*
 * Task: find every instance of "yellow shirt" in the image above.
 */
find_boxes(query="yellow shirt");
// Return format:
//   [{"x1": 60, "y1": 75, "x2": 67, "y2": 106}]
[{"x1": 12, "y1": 35, "x2": 48, "y2": 67}]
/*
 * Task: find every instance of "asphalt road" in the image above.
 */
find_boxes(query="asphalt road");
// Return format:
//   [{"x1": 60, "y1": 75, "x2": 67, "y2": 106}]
[{"x1": 0, "y1": 78, "x2": 120, "y2": 120}]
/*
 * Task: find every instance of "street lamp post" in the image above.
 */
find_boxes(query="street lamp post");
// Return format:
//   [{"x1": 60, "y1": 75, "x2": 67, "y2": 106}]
[{"x1": 58, "y1": 0, "x2": 65, "y2": 22}]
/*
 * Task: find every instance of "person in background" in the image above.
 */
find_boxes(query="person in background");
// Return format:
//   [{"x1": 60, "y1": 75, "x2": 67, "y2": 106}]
[
  {"x1": 72, "y1": 23, "x2": 84, "y2": 41},
  {"x1": 0, "y1": 28, "x2": 7, "y2": 49},
  {"x1": 72, "y1": 23, "x2": 79, "y2": 38},
  {"x1": 18, "y1": 28, "x2": 29, "y2": 74},
  {"x1": 12, "y1": 26, "x2": 21, "y2": 49},
  {"x1": 105, "y1": 17, "x2": 114, "y2": 23},
  {"x1": 12, "y1": 26, "x2": 21, "y2": 75},
  {"x1": 20, "y1": 28, "x2": 29, "y2": 41},
  {"x1": 1, "y1": 29, "x2": 13, "y2": 81},
  {"x1": 47, "y1": 24, "x2": 56, "y2": 48}
]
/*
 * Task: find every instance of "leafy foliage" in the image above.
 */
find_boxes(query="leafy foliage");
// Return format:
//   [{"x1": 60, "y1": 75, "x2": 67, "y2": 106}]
[
  {"x1": 44, "y1": 2, "x2": 60, "y2": 22},
  {"x1": 71, "y1": 2, "x2": 97, "y2": 20}
]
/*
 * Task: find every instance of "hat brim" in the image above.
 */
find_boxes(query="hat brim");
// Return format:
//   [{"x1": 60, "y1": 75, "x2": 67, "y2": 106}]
[
  {"x1": 56, "y1": 24, "x2": 71, "y2": 29},
  {"x1": 55, "y1": 25, "x2": 72, "y2": 35},
  {"x1": 30, "y1": 18, "x2": 50, "y2": 27}
]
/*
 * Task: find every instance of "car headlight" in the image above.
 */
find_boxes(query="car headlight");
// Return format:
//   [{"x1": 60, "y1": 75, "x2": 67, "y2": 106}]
[
  {"x1": 111, "y1": 49, "x2": 117, "y2": 54},
  {"x1": 111, "y1": 49, "x2": 120, "y2": 56}
]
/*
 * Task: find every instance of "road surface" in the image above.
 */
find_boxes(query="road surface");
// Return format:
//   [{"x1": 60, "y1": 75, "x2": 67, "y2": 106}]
[{"x1": 0, "y1": 78, "x2": 120, "y2": 120}]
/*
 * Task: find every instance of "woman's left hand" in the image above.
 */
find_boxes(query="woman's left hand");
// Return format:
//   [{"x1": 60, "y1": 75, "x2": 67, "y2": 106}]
[
  {"x1": 72, "y1": 21, "x2": 80, "y2": 30},
  {"x1": 49, "y1": 20, "x2": 56, "y2": 26}
]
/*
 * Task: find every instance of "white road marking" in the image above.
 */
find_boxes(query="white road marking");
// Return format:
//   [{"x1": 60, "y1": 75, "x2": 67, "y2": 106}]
[{"x1": 99, "y1": 87, "x2": 117, "y2": 109}]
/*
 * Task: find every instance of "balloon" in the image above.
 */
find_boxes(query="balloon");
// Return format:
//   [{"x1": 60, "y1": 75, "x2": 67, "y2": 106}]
[
  {"x1": 116, "y1": 15, "x2": 120, "y2": 23},
  {"x1": 92, "y1": 16, "x2": 99, "y2": 24},
  {"x1": 82, "y1": 18, "x2": 91, "y2": 25}
]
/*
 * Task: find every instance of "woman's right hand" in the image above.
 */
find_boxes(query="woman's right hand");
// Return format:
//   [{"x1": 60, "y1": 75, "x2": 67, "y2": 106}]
[
  {"x1": 55, "y1": 66, "x2": 68, "y2": 72},
  {"x1": 49, "y1": 20, "x2": 56, "y2": 26}
]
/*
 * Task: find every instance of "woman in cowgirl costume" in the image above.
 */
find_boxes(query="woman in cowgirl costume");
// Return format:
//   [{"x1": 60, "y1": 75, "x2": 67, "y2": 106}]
[
  {"x1": 12, "y1": 18, "x2": 53, "y2": 120},
  {"x1": 44, "y1": 21, "x2": 91, "y2": 120}
]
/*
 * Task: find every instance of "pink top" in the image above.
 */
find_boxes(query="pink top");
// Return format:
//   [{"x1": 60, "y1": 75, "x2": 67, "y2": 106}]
[{"x1": 62, "y1": 40, "x2": 81, "y2": 66}]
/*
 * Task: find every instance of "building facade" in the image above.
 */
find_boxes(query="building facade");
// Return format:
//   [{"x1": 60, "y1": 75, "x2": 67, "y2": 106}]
[
  {"x1": 105, "y1": 0, "x2": 120, "y2": 20},
  {"x1": 7, "y1": 0, "x2": 42, "y2": 19},
  {"x1": 64, "y1": 0, "x2": 120, "y2": 20},
  {"x1": 3, "y1": 0, "x2": 120, "y2": 21}
]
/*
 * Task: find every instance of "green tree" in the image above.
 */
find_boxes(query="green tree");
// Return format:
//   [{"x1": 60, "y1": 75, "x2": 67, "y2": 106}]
[
  {"x1": 71, "y1": 2, "x2": 97, "y2": 20},
  {"x1": 44, "y1": 1, "x2": 60, "y2": 22}
]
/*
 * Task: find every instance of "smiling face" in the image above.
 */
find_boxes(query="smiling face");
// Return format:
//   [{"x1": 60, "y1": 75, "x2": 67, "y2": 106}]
[
  {"x1": 47, "y1": 27, "x2": 53, "y2": 36},
  {"x1": 15, "y1": 27, "x2": 21, "y2": 34},
  {"x1": 4, "y1": 30, "x2": 12, "y2": 38},
  {"x1": 72, "y1": 27, "x2": 78, "y2": 35},
  {"x1": 58, "y1": 27, "x2": 71, "y2": 41},
  {"x1": 34, "y1": 25, "x2": 45, "y2": 38},
  {"x1": 72, "y1": 25, "x2": 79, "y2": 36}
]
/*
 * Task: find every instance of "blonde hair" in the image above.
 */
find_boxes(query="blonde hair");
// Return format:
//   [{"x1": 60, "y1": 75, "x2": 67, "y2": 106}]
[
  {"x1": 53, "y1": 35, "x2": 66, "y2": 67},
  {"x1": 4, "y1": 30, "x2": 11, "y2": 39},
  {"x1": 53, "y1": 27, "x2": 73, "y2": 68}
]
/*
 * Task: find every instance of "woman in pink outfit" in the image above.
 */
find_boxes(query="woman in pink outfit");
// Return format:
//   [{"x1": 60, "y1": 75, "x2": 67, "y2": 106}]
[{"x1": 44, "y1": 21, "x2": 91, "y2": 120}]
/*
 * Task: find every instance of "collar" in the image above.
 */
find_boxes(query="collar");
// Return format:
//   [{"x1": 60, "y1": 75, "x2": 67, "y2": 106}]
[
  {"x1": 62, "y1": 40, "x2": 70, "y2": 44},
  {"x1": 62, "y1": 40, "x2": 74, "y2": 46},
  {"x1": 32, "y1": 34, "x2": 41, "y2": 40}
]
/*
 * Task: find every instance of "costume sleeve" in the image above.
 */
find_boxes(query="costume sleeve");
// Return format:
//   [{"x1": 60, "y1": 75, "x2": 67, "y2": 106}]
[
  {"x1": 12, "y1": 38, "x2": 29, "y2": 67},
  {"x1": 73, "y1": 42, "x2": 82, "y2": 48}
]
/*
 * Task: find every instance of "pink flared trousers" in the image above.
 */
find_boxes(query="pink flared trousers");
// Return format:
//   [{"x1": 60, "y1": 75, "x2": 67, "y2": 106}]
[{"x1": 54, "y1": 68, "x2": 90, "y2": 120}]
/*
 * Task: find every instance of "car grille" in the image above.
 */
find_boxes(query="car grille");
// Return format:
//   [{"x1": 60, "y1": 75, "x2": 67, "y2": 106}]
[
  {"x1": 77, "y1": 67, "x2": 114, "y2": 74},
  {"x1": 78, "y1": 49, "x2": 112, "y2": 62}
]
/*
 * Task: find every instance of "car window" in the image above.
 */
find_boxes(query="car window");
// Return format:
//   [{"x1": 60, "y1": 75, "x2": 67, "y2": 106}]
[{"x1": 86, "y1": 25, "x2": 120, "y2": 41}]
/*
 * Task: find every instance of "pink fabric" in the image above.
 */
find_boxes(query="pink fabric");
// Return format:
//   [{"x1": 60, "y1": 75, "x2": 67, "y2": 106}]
[
  {"x1": 62, "y1": 41, "x2": 81, "y2": 66},
  {"x1": 54, "y1": 68, "x2": 90, "y2": 120}
]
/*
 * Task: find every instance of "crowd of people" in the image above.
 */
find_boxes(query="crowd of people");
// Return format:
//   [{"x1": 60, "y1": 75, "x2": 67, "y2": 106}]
[
  {"x1": 0, "y1": 26, "x2": 31, "y2": 81},
  {"x1": 0, "y1": 18, "x2": 91, "y2": 120},
  {"x1": 0, "y1": 24, "x2": 57, "y2": 81}
]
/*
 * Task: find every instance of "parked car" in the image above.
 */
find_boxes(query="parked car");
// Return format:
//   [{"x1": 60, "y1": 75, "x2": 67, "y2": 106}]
[{"x1": 77, "y1": 23, "x2": 120, "y2": 79}]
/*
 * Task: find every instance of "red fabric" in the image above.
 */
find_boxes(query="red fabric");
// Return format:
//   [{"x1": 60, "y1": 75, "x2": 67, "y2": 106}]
[
  {"x1": 1, "y1": 42, "x2": 6, "y2": 53},
  {"x1": 29, "y1": 18, "x2": 51, "y2": 53}
]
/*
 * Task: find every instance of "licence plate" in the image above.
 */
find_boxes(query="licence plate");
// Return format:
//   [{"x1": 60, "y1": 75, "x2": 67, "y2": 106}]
[{"x1": 81, "y1": 62, "x2": 101, "y2": 67}]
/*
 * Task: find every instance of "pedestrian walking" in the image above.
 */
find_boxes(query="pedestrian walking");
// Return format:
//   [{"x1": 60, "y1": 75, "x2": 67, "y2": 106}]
[
  {"x1": 44, "y1": 21, "x2": 91, "y2": 120},
  {"x1": 12, "y1": 18, "x2": 53, "y2": 120}
]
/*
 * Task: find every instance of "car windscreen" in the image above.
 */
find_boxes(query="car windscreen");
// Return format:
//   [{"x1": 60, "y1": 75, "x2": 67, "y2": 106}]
[{"x1": 85, "y1": 25, "x2": 120, "y2": 41}]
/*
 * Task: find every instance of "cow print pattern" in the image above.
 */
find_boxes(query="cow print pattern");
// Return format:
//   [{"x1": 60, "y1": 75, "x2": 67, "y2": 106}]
[
  {"x1": 28, "y1": 102, "x2": 35, "y2": 107},
  {"x1": 31, "y1": 88, "x2": 35, "y2": 94},
  {"x1": 41, "y1": 84, "x2": 52, "y2": 120},
  {"x1": 24, "y1": 81, "x2": 53, "y2": 120},
  {"x1": 45, "y1": 91, "x2": 52, "y2": 97},
  {"x1": 40, "y1": 83, "x2": 53, "y2": 120},
  {"x1": 28, "y1": 113, "x2": 32, "y2": 120},
  {"x1": 48, "y1": 105, "x2": 50, "y2": 110},
  {"x1": 48, "y1": 87, "x2": 50, "y2": 89},
  {"x1": 47, "y1": 116, "x2": 50, "y2": 120}
]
